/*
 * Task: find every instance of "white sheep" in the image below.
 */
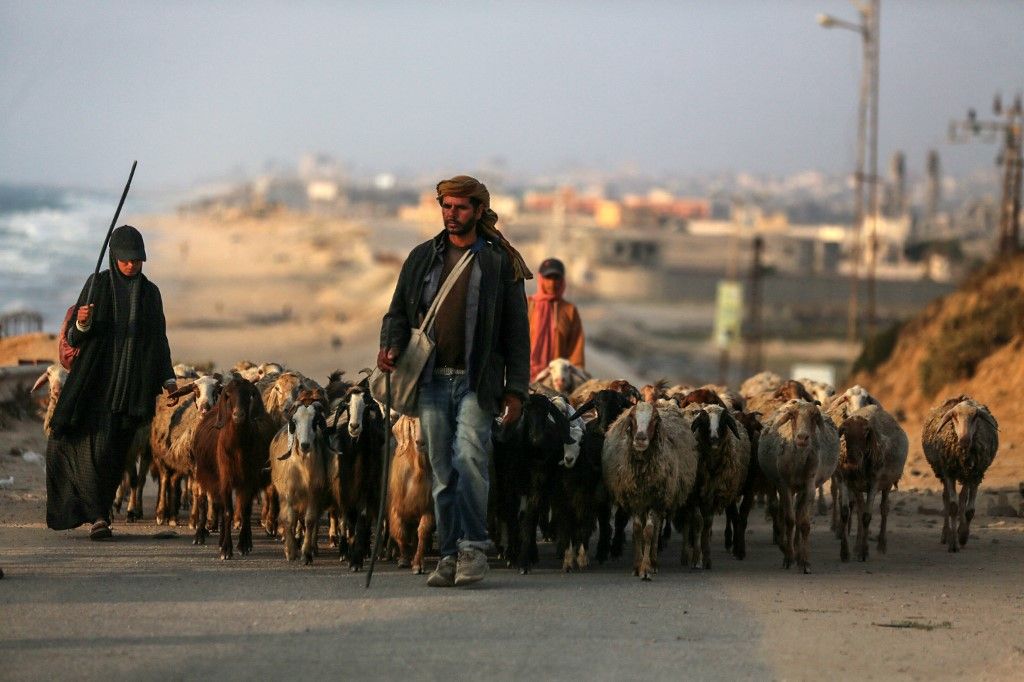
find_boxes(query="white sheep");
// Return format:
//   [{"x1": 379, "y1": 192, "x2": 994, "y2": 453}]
[
  {"x1": 834, "y1": 404, "x2": 908, "y2": 562},
  {"x1": 30, "y1": 363, "x2": 67, "y2": 436},
  {"x1": 796, "y1": 377, "x2": 835, "y2": 406},
  {"x1": 173, "y1": 363, "x2": 199, "y2": 380},
  {"x1": 921, "y1": 395, "x2": 999, "y2": 553},
  {"x1": 602, "y1": 399, "x2": 698, "y2": 580},
  {"x1": 739, "y1": 370, "x2": 783, "y2": 401},
  {"x1": 758, "y1": 400, "x2": 839, "y2": 574},
  {"x1": 825, "y1": 384, "x2": 880, "y2": 424},
  {"x1": 533, "y1": 358, "x2": 591, "y2": 396},
  {"x1": 233, "y1": 360, "x2": 260, "y2": 382},
  {"x1": 257, "y1": 362, "x2": 284, "y2": 380}
]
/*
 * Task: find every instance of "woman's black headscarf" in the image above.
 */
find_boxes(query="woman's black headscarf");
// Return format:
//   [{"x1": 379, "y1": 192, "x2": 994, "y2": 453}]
[{"x1": 107, "y1": 224, "x2": 146, "y2": 413}]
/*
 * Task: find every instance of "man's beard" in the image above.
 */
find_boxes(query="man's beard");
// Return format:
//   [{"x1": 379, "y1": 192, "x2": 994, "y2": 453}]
[{"x1": 445, "y1": 218, "x2": 476, "y2": 236}]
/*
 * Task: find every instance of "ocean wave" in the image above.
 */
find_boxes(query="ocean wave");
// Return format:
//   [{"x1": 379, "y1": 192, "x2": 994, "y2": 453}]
[
  {"x1": 0, "y1": 189, "x2": 115, "y2": 332},
  {"x1": 0, "y1": 184, "x2": 71, "y2": 216}
]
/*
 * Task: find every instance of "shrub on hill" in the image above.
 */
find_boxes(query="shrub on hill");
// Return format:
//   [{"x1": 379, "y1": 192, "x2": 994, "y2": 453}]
[{"x1": 918, "y1": 285, "x2": 1024, "y2": 395}]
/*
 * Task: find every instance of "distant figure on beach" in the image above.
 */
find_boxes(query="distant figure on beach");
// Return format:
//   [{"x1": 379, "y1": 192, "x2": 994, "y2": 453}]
[
  {"x1": 528, "y1": 257, "x2": 585, "y2": 380},
  {"x1": 378, "y1": 175, "x2": 531, "y2": 588},
  {"x1": 46, "y1": 225, "x2": 175, "y2": 540}
]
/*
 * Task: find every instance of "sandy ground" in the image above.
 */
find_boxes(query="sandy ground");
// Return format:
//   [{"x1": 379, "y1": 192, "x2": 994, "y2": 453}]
[{"x1": 2, "y1": 416, "x2": 1023, "y2": 679}]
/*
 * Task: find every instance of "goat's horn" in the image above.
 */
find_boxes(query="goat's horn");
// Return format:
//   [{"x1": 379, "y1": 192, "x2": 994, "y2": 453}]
[
  {"x1": 31, "y1": 372, "x2": 48, "y2": 394},
  {"x1": 569, "y1": 399, "x2": 596, "y2": 422},
  {"x1": 167, "y1": 382, "x2": 196, "y2": 399}
]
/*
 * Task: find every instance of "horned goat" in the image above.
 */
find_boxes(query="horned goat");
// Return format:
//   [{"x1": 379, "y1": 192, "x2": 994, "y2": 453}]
[{"x1": 270, "y1": 391, "x2": 334, "y2": 564}]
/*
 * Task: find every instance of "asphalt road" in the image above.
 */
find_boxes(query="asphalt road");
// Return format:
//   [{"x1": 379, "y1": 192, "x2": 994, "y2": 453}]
[{"x1": 2, "y1": 491, "x2": 1023, "y2": 681}]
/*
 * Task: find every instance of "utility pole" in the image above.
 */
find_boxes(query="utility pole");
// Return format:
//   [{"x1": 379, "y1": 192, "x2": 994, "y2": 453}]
[
  {"x1": 949, "y1": 93, "x2": 1024, "y2": 256},
  {"x1": 864, "y1": 0, "x2": 880, "y2": 340},
  {"x1": 924, "y1": 150, "x2": 941, "y2": 238},
  {"x1": 744, "y1": 236, "x2": 765, "y2": 376},
  {"x1": 818, "y1": 0, "x2": 881, "y2": 341}
]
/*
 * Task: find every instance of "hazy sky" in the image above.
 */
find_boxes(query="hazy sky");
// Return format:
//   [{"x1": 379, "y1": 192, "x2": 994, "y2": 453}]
[{"x1": 1, "y1": 1, "x2": 1022, "y2": 190}]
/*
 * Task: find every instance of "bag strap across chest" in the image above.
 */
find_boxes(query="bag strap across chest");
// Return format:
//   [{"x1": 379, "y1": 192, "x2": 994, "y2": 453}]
[{"x1": 420, "y1": 249, "x2": 474, "y2": 334}]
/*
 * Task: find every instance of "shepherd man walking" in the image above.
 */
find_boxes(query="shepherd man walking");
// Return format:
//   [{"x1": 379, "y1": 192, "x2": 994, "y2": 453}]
[{"x1": 378, "y1": 175, "x2": 531, "y2": 587}]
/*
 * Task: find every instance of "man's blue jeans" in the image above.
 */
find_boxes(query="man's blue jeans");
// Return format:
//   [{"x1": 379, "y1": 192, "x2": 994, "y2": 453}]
[{"x1": 418, "y1": 374, "x2": 494, "y2": 558}]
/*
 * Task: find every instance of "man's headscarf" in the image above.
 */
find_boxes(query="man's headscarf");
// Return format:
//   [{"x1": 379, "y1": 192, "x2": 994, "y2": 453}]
[{"x1": 436, "y1": 175, "x2": 533, "y2": 281}]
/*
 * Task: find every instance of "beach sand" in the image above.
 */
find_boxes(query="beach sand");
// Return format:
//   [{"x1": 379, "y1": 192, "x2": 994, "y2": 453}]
[{"x1": 142, "y1": 208, "x2": 418, "y2": 384}]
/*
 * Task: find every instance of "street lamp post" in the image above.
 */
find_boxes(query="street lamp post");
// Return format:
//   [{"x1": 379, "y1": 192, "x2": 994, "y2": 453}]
[{"x1": 818, "y1": 0, "x2": 881, "y2": 341}]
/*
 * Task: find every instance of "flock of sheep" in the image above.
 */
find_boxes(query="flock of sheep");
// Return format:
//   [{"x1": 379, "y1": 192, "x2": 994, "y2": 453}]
[{"x1": 29, "y1": 356, "x2": 1000, "y2": 579}]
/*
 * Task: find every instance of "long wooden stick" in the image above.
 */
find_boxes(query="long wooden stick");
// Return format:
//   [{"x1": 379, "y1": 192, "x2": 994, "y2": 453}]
[
  {"x1": 85, "y1": 160, "x2": 138, "y2": 304},
  {"x1": 365, "y1": 371, "x2": 393, "y2": 588}
]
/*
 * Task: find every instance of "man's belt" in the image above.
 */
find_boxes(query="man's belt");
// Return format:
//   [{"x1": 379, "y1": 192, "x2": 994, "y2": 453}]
[{"x1": 433, "y1": 367, "x2": 467, "y2": 376}]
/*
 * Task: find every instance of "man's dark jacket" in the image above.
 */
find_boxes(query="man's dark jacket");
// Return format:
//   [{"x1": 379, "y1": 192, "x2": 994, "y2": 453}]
[{"x1": 380, "y1": 230, "x2": 530, "y2": 414}]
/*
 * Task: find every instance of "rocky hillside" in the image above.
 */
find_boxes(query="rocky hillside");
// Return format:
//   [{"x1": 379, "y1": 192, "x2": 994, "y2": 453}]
[{"x1": 850, "y1": 254, "x2": 1024, "y2": 491}]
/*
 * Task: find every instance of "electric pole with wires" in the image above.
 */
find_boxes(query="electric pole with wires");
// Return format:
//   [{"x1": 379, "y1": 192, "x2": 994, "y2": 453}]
[{"x1": 949, "y1": 93, "x2": 1023, "y2": 256}]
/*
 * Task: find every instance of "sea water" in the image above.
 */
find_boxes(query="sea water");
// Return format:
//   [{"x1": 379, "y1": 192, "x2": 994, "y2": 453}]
[{"x1": 0, "y1": 185, "x2": 157, "y2": 332}]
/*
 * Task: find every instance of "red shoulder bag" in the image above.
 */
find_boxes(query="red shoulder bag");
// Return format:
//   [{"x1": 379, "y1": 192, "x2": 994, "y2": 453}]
[{"x1": 58, "y1": 304, "x2": 81, "y2": 371}]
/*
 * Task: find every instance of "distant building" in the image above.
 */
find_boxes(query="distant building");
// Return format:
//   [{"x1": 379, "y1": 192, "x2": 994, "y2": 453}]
[{"x1": 399, "y1": 191, "x2": 519, "y2": 229}]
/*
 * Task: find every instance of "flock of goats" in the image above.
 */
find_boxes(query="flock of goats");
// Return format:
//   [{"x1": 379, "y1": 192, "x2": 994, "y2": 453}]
[{"x1": 31, "y1": 355, "x2": 1000, "y2": 580}]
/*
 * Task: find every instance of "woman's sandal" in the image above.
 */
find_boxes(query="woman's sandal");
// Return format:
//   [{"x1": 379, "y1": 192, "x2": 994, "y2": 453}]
[{"x1": 89, "y1": 520, "x2": 112, "y2": 540}]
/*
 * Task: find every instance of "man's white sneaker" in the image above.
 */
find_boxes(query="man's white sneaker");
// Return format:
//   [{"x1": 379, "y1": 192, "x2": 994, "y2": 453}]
[
  {"x1": 454, "y1": 548, "x2": 488, "y2": 586},
  {"x1": 426, "y1": 555, "x2": 457, "y2": 587}
]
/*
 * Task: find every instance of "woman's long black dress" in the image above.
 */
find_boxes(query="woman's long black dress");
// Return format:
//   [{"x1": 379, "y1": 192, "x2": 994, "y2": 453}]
[{"x1": 45, "y1": 261, "x2": 173, "y2": 530}]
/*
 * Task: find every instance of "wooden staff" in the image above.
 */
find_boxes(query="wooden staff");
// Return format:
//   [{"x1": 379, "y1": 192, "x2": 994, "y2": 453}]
[{"x1": 84, "y1": 160, "x2": 138, "y2": 304}]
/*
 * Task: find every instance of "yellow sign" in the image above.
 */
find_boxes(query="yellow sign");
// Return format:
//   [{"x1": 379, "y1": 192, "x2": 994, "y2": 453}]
[{"x1": 714, "y1": 280, "x2": 743, "y2": 349}]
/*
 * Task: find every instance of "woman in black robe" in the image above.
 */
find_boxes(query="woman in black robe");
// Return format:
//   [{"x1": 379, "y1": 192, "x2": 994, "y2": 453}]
[{"x1": 46, "y1": 224, "x2": 175, "y2": 539}]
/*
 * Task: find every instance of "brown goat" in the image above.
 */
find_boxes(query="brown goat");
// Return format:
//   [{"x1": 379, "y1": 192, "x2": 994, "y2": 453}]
[
  {"x1": 151, "y1": 375, "x2": 223, "y2": 526},
  {"x1": 191, "y1": 377, "x2": 277, "y2": 559},
  {"x1": 386, "y1": 416, "x2": 434, "y2": 574}
]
